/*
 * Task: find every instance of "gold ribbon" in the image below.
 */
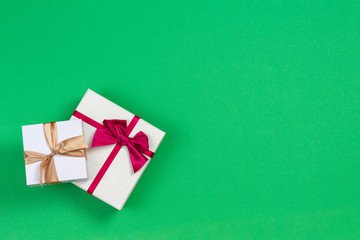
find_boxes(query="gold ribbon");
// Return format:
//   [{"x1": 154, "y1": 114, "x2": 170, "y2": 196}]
[{"x1": 24, "y1": 122, "x2": 88, "y2": 186}]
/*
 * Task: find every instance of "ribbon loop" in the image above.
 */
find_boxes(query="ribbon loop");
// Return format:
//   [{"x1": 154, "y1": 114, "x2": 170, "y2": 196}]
[{"x1": 24, "y1": 122, "x2": 88, "y2": 186}]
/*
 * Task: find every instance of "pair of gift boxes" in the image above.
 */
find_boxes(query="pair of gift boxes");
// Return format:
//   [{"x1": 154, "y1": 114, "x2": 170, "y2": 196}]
[{"x1": 22, "y1": 89, "x2": 166, "y2": 210}]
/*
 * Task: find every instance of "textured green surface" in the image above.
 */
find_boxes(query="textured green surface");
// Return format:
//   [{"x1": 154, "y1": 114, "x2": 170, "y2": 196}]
[{"x1": 0, "y1": 1, "x2": 359, "y2": 239}]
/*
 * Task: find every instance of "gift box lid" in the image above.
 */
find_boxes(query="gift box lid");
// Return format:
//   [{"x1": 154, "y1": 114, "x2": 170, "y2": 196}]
[
  {"x1": 22, "y1": 119, "x2": 88, "y2": 186},
  {"x1": 71, "y1": 89, "x2": 166, "y2": 210}
]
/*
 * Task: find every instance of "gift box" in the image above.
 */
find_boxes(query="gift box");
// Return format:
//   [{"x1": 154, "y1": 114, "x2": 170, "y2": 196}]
[
  {"x1": 22, "y1": 119, "x2": 88, "y2": 186},
  {"x1": 70, "y1": 89, "x2": 165, "y2": 210}
]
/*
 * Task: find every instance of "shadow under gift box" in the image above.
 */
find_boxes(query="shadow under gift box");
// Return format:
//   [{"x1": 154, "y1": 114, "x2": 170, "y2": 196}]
[
  {"x1": 70, "y1": 89, "x2": 166, "y2": 210},
  {"x1": 22, "y1": 119, "x2": 88, "y2": 186}
]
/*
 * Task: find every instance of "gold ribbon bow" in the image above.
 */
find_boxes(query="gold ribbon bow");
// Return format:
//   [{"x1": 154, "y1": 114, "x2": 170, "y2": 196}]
[{"x1": 24, "y1": 122, "x2": 88, "y2": 186}]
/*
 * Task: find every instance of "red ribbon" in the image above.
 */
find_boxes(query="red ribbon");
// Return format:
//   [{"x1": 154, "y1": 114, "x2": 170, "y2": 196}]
[{"x1": 73, "y1": 110, "x2": 154, "y2": 195}]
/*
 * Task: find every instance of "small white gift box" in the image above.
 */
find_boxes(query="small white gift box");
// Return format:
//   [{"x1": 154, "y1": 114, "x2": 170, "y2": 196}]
[
  {"x1": 71, "y1": 89, "x2": 165, "y2": 210},
  {"x1": 22, "y1": 119, "x2": 88, "y2": 186}
]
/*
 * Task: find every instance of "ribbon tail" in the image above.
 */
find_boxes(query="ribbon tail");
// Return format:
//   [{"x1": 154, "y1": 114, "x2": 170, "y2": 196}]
[
  {"x1": 127, "y1": 144, "x2": 149, "y2": 173},
  {"x1": 42, "y1": 156, "x2": 60, "y2": 186},
  {"x1": 39, "y1": 162, "x2": 45, "y2": 187}
]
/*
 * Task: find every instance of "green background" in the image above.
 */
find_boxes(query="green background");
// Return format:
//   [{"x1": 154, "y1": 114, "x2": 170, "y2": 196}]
[{"x1": 0, "y1": 1, "x2": 359, "y2": 239}]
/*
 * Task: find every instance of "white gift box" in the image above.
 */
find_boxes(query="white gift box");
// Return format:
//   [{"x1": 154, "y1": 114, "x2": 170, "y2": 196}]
[
  {"x1": 22, "y1": 119, "x2": 88, "y2": 186},
  {"x1": 70, "y1": 89, "x2": 166, "y2": 210}
]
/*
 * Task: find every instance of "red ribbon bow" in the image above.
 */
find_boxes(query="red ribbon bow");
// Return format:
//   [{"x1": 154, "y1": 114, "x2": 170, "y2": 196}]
[{"x1": 92, "y1": 119, "x2": 153, "y2": 173}]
